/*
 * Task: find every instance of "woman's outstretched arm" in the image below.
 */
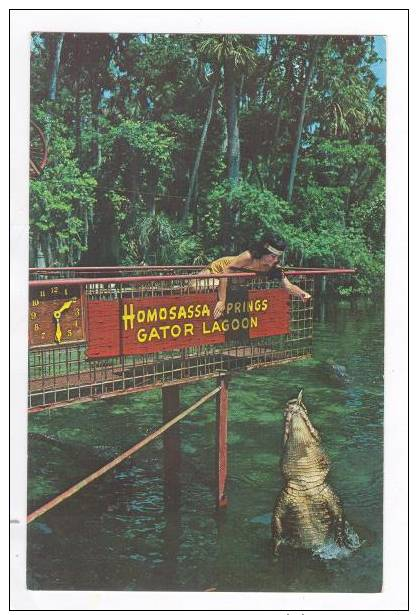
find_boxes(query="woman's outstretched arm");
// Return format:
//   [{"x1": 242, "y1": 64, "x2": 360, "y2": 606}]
[{"x1": 282, "y1": 275, "x2": 311, "y2": 302}]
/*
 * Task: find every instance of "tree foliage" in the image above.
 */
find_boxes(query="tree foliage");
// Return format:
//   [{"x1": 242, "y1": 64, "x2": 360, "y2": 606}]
[{"x1": 30, "y1": 33, "x2": 385, "y2": 295}]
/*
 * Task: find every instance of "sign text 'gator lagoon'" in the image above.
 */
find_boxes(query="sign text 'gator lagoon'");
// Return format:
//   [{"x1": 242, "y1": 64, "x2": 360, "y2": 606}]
[{"x1": 86, "y1": 289, "x2": 290, "y2": 358}]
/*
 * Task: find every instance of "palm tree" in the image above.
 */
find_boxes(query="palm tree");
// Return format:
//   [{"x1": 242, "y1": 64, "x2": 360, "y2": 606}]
[
  {"x1": 198, "y1": 36, "x2": 255, "y2": 250},
  {"x1": 183, "y1": 70, "x2": 219, "y2": 221},
  {"x1": 315, "y1": 38, "x2": 384, "y2": 140},
  {"x1": 198, "y1": 36, "x2": 255, "y2": 184},
  {"x1": 287, "y1": 36, "x2": 321, "y2": 203}
]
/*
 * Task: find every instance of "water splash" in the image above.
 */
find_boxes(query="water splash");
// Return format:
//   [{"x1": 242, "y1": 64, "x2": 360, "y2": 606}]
[{"x1": 312, "y1": 524, "x2": 363, "y2": 560}]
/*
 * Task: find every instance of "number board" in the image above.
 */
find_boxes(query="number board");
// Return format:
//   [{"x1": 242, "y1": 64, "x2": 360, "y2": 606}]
[{"x1": 29, "y1": 284, "x2": 85, "y2": 347}]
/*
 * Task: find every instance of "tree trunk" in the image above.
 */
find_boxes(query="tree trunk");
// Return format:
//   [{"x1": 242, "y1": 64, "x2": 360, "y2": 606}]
[
  {"x1": 224, "y1": 58, "x2": 240, "y2": 184},
  {"x1": 238, "y1": 74, "x2": 245, "y2": 110},
  {"x1": 130, "y1": 149, "x2": 141, "y2": 205},
  {"x1": 260, "y1": 35, "x2": 281, "y2": 107},
  {"x1": 287, "y1": 38, "x2": 321, "y2": 204},
  {"x1": 48, "y1": 33, "x2": 64, "y2": 101},
  {"x1": 84, "y1": 206, "x2": 89, "y2": 251},
  {"x1": 272, "y1": 97, "x2": 285, "y2": 152},
  {"x1": 183, "y1": 74, "x2": 219, "y2": 221},
  {"x1": 299, "y1": 247, "x2": 305, "y2": 267},
  {"x1": 252, "y1": 158, "x2": 264, "y2": 189},
  {"x1": 147, "y1": 168, "x2": 159, "y2": 216},
  {"x1": 220, "y1": 111, "x2": 228, "y2": 155},
  {"x1": 150, "y1": 194, "x2": 156, "y2": 216},
  {"x1": 73, "y1": 36, "x2": 82, "y2": 162},
  {"x1": 30, "y1": 235, "x2": 41, "y2": 267},
  {"x1": 267, "y1": 95, "x2": 286, "y2": 191},
  {"x1": 192, "y1": 175, "x2": 199, "y2": 233},
  {"x1": 75, "y1": 73, "x2": 82, "y2": 162},
  {"x1": 91, "y1": 87, "x2": 102, "y2": 171},
  {"x1": 36, "y1": 242, "x2": 46, "y2": 268},
  {"x1": 223, "y1": 58, "x2": 241, "y2": 251},
  {"x1": 40, "y1": 235, "x2": 51, "y2": 267}
]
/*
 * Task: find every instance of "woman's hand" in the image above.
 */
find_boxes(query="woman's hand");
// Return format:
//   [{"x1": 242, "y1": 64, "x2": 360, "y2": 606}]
[
  {"x1": 282, "y1": 276, "x2": 311, "y2": 303},
  {"x1": 299, "y1": 290, "x2": 311, "y2": 303},
  {"x1": 213, "y1": 300, "x2": 226, "y2": 319}
]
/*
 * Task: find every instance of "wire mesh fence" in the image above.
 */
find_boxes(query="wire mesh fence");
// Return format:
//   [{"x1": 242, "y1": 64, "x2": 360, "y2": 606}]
[{"x1": 28, "y1": 269, "x2": 314, "y2": 411}]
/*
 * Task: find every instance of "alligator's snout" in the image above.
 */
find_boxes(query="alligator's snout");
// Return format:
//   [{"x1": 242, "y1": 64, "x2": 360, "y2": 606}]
[{"x1": 283, "y1": 390, "x2": 319, "y2": 446}]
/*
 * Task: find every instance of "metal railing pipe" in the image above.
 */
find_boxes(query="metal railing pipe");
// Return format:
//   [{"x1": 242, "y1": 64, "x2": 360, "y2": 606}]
[{"x1": 27, "y1": 385, "x2": 222, "y2": 524}]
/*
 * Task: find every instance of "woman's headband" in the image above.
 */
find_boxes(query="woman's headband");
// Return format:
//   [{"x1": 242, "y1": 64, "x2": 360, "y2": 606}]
[{"x1": 265, "y1": 243, "x2": 285, "y2": 256}]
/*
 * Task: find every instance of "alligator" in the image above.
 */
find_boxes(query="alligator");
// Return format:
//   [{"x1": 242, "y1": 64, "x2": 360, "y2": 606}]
[
  {"x1": 28, "y1": 431, "x2": 120, "y2": 460},
  {"x1": 321, "y1": 360, "x2": 350, "y2": 385},
  {"x1": 272, "y1": 391, "x2": 347, "y2": 554}
]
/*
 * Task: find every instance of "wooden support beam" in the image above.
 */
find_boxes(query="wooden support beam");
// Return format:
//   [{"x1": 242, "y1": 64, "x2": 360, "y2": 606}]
[{"x1": 216, "y1": 374, "x2": 229, "y2": 508}]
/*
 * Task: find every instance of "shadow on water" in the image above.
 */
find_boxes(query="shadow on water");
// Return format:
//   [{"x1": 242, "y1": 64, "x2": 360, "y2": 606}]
[{"x1": 27, "y1": 297, "x2": 383, "y2": 592}]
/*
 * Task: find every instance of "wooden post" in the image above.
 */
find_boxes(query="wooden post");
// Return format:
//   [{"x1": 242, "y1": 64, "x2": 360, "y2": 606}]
[
  {"x1": 162, "y1": 385, "x2": 181, "y2": 509},
  {"x1": 216, "y1": 375, "x2": 229, "y2": 508}
]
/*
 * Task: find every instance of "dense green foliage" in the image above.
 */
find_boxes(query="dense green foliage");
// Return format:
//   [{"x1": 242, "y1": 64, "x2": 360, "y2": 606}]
[{"x1": 30, "y1": 33, "x2": 385, "y2": 294}]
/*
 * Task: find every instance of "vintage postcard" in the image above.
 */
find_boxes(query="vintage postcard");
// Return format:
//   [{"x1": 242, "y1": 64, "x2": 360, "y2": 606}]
[{"x1": 10, "y1": 9, "x2": 408, "y2": 611}]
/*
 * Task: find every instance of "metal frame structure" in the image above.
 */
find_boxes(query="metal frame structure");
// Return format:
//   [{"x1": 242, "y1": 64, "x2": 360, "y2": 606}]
[{"x1": 27, "y1": 266, "x2": 331, "y2": 412}]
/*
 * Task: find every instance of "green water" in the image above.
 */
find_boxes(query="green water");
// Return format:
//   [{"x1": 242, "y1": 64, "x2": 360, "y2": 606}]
[{"x1": 27, "y1": 299, "x2": 383, "y2": 592}]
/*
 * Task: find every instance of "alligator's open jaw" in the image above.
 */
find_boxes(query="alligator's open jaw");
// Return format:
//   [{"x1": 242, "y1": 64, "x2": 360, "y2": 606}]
[{"x1": 283, "y1": 404, "x2": 320, "y2": 446}]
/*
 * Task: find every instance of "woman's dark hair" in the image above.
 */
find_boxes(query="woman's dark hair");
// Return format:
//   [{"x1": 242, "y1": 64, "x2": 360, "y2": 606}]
[{"x1": 248, "y1": 234, "x2": 287, "y2": 258}]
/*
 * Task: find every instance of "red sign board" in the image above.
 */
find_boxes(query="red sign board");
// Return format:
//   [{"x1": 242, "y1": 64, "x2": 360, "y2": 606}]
[{"x1": 86, "y1": 288, "x2": 290, "y2": 359}]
